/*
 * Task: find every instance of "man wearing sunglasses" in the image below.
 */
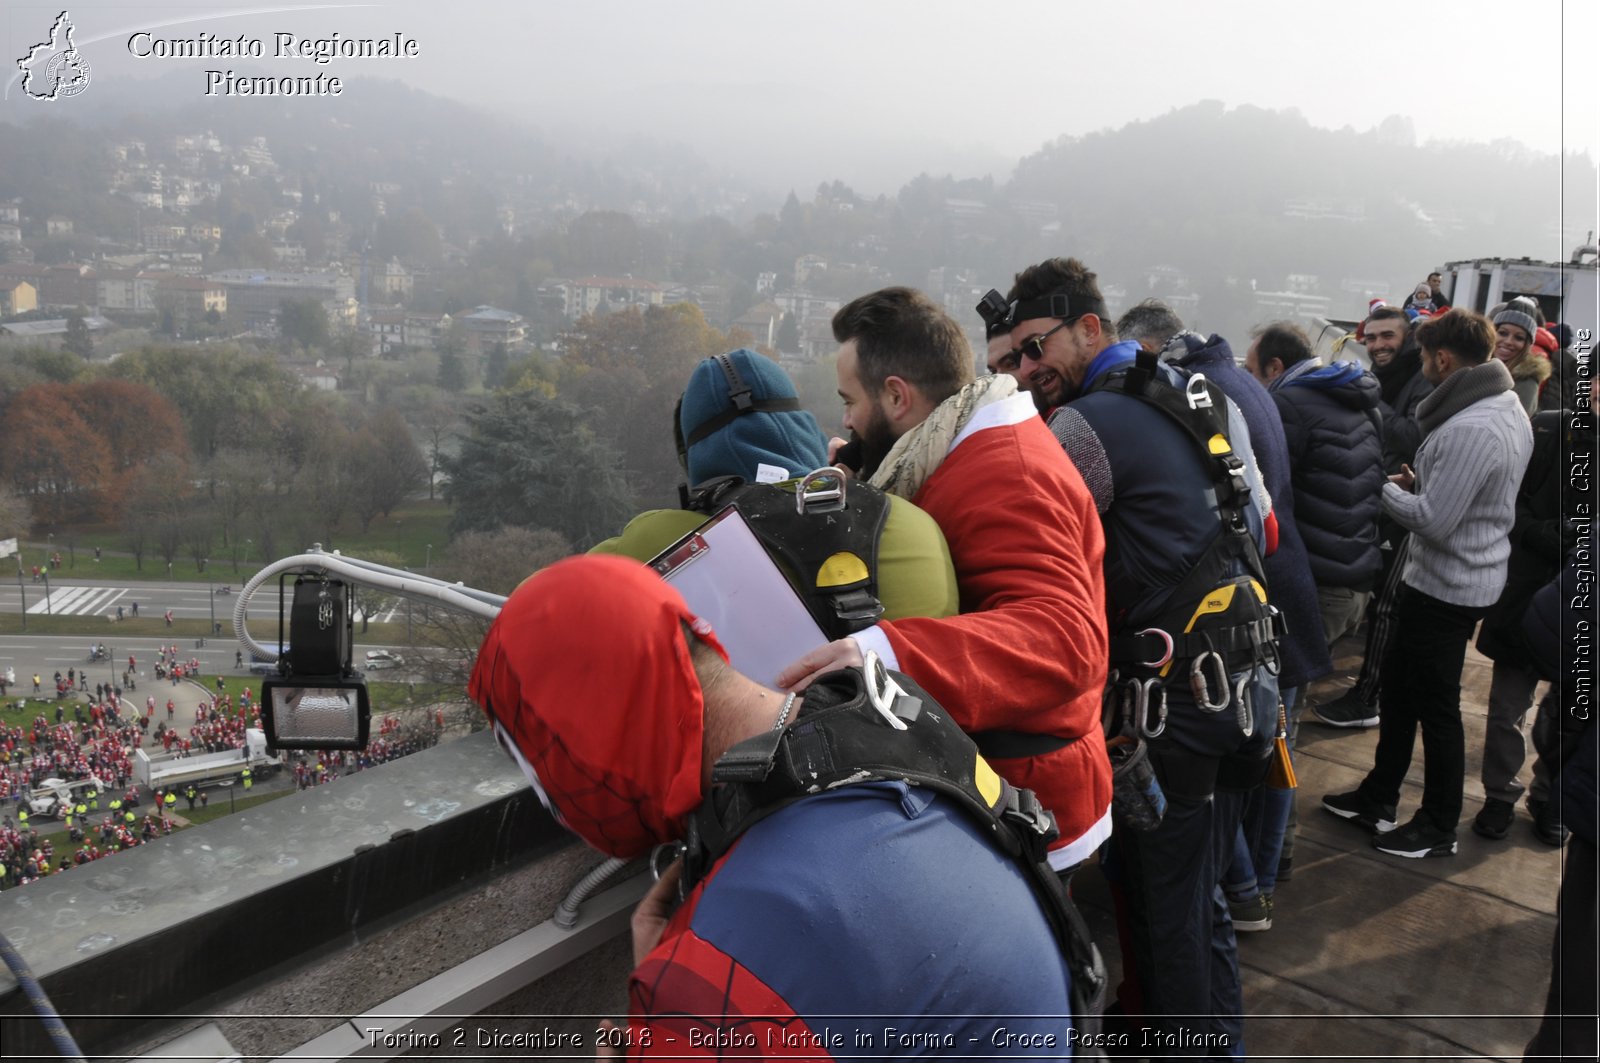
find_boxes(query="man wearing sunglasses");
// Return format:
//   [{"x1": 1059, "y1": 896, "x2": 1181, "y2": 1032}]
[
  {"x1": 1008, "y1": 257, "x2": 1277, "y2": 1059},
  {"x1": 989, "y1": 317, "x2": 1054, "y2": 414},
  {"x1": 471, "y1": 554, "x2": 1085, "y2": 1056}
]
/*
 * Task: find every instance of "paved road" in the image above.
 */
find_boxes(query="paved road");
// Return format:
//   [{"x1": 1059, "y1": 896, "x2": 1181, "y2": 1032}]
[
  {"x1": 0, "y1": 575, "x2": 416, "y2": 631},
  {"x1": 0, "y1": 632, "x2": 251, "y2": 688}
]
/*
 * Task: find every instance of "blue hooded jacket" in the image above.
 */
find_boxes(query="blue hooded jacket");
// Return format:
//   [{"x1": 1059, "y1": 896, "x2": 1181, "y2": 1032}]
[
  {"x1": 1268, "y1": 359, "x2": 1385, "y2": 590},
  {"x1": 1170, "y1": 332, "x2": 1332, "y2": 690}
]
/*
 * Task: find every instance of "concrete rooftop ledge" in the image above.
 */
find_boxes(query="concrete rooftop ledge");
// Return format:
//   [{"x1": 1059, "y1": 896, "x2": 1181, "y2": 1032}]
[{"x1": 0, "y1": 730, "x2": 588, "y2": 1059}]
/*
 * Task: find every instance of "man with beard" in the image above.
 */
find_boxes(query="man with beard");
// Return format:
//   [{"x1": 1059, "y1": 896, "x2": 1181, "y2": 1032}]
[
  {"x1": 1312, "y1": 304, "x2": 1434, "y2": 728},
  {"x1": 1324, "y1": 309, "x2": 1531, "y2": 858},
  {"x1": 1011, "y1": 259, "x2": 1276, "y2": 1057},
  {"x1": 776, "y1": 286, "x2": 1113, "y2": 875}
]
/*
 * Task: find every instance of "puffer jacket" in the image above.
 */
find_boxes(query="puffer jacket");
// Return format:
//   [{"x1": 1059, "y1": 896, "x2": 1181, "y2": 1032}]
[{"x1": 1270, "y1": 360, "x2": 1386, "y2": 590}]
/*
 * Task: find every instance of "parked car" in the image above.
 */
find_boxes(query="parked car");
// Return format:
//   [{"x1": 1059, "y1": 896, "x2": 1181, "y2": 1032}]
[{"x1": 363, "y1": 650, "x2": 404, "y2": 670}]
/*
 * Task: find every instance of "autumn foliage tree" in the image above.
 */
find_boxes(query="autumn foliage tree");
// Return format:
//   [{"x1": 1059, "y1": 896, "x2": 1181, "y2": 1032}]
[
  {"x1": 557, "y1": 302, "x2": 739, "y2": 507},
  {"x1": 0, "y1": 383, "x2": 115, "y2": 524}
]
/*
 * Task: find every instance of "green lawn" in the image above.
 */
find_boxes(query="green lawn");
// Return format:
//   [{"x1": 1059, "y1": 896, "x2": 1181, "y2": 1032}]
[
  {"x1": 18, "y1": 498, "x2": 454, "y2": 582},
  {"x1": 12, "y1": 789, "x2": 293, "y2": 879}
]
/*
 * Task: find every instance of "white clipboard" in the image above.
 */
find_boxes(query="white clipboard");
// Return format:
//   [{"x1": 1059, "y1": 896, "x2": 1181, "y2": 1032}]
[{"x1": 649, "y1": 504, "x2": 827, "y2": 688}]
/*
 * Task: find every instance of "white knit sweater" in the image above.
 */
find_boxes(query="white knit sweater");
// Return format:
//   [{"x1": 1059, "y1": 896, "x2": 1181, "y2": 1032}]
[{"x1": 1382, "y1": 387, "x2": 1532, "y2": 607}]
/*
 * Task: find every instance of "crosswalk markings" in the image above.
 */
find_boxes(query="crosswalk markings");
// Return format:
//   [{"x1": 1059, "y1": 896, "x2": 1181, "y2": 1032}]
[{"x1": 27, "y1": 586, "x2": 128, "y2": 616}]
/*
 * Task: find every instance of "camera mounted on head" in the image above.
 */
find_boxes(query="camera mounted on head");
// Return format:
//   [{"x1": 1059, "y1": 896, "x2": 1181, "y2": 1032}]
[
  {"x1": 976, "y1": 289, "x2": 1109, "y2": 340},
  {"x1": 976, "y1": 289, "x2": 1013, "y2": 340}
]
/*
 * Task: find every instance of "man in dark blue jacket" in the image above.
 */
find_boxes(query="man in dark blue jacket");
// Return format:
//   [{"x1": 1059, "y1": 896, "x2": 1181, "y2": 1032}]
[
  {"x1": 1313, "y1": 307, "x2": 1435, "y2": 728},
  {"x1": 1246, "y1": 323, "x2": 1386, "y2": 654},
  {"x1": 1131, "y1": 314, "x2": 1331, "y2": 912},
  {"x1": 1019, "y1": 262, "x2": 1275, "y2": 1058}
]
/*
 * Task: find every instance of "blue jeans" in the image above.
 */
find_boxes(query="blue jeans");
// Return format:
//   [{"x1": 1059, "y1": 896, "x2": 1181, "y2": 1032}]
[
  {"x1": 1225, "y1": 686, "x2": 1299, "y2": 899},
  {"x1": 1109, "y1": 740, "x2": 1248, "y2": 1060}
]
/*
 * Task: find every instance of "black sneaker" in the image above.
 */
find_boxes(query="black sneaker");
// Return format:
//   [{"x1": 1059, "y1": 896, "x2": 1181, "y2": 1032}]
[
  {"x1": 1472, "y1": 798, "x2": 1515, "y2": 840},
  {"x1": 1527, "y1": 797, "x2": 1570, "y2": 847},
  {"x1": 1321, "y1": 790, "x2": 1397, "y2": 833},
  {"x1": 1311, "y1": 689, "x2": 1380, "y2": 728},
  {"x1": 1373, "y1": 816, "x2": 1457, "y2": 858},
  {"x1": 1228, "y1": 892, "x2": 1272, "y2": 932}
]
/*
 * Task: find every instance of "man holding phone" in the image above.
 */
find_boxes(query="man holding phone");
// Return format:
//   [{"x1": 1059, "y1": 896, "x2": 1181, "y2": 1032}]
[{"x1": 1322, "y1": 309, "x2": 1531, "y2": 858}]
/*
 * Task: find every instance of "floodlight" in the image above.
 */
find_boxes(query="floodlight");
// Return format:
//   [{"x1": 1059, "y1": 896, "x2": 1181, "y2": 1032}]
[
  {"x1": 258, "y1": 575, "x2": 372, "y2": 750},
  {"x1": 260, "y1": 679, "x2": 371, "y2": 750}
]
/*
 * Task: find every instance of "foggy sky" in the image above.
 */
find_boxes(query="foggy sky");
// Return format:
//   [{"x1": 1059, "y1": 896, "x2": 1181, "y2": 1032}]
[{"x1": 3, "y1": 0, "x2": 1597, "y2": 195}]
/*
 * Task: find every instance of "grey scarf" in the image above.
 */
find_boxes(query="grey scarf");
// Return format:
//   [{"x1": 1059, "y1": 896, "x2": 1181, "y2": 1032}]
[{"x1": 1416, "y1": 359, "x2": 1514, "y2": 436}]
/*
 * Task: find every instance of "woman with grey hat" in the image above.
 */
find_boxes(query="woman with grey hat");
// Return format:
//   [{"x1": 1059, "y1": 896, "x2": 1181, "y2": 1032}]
[{"x1": 1491, "y1": 298, "x2": 1551, "y2": 416}]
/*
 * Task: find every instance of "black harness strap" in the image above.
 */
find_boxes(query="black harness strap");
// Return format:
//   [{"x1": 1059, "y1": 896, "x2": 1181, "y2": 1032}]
[
  {"x1": 1088, "y1": 355, "x2": 1278, "y2": 676},
  {"x1": 680, "y1": 668, "x2": 1105, "y2": 1036},
  {"x1": 681, "y1": 478, "x2": 890, "y2": 639}
]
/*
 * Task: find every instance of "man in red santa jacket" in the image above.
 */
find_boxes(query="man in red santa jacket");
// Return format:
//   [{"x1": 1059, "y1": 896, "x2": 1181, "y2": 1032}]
[{"x1": 777, "y1": 286, "x2": 1111, "y2": 871}]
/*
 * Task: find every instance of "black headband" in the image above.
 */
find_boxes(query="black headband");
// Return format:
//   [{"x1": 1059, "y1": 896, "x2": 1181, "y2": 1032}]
[
  {"x1": 975, "y1": 288, "x2": 1108, "y2": 337},
  {"x1": 1009, "y1": 292, "x2": 1107, "y2": 325}
]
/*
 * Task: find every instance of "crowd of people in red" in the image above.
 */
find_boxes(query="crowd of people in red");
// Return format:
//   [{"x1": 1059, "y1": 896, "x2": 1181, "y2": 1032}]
[{"x1": 3, "y1": 664, "x2": 443, "y2": 889}]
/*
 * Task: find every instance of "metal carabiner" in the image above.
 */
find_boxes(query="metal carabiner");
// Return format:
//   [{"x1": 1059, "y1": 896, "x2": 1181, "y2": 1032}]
[
  {"x1": 1234, "y1": 672, "x2": 1253, "y2": 738},
  {"x1": 1119, "y1": 676, "x2": 1143, "y2": 735},
  {"x1": 1191, "y1": 650, "x2": 1231, "y2": 712},
  {"x1": 1251, "y1": 611, "x2": 1282, "y2": 677},
  {"x1": 650, "y1": 841, "x2": 685, "y2": 882},
  {"x1": 1138, "y1": 678, "x2": 1167, "y2": 740},
  {"x1": 1135, "y1": 627, "x2": 1174, "y2": 670},
  {"x1": 1101, "y1": 669, "x2": 1123, "y2": 738}
]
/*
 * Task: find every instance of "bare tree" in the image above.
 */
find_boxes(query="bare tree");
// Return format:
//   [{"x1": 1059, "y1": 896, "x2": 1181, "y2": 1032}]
[
  {"x1": 442, "y1": 525, "x2": 572, "y2": 596},
  {"x1": 0, "y1": 486, "x2": 32, "y2": 546},
  {"x1": 183, "y1": 501, "x2": 217, "y2": 572},
  {"x1": 125, "y1": 454, "x2": 191, "y2": 573},
  {"x1": 409, "y1": 390, "x2": 460, "y2": 501},
  {"x1": 401, "y1": 527, "x2": 571, "y2": 716},
  {"x1": 203, "y1": 449, "x2": 273, "y2": 572},
  {"x1": 345, "y1": 409, "x2": 429, "y2": 532},
  {"x1": 351, "y1": 549, "x2": 405, "y2": 633}
]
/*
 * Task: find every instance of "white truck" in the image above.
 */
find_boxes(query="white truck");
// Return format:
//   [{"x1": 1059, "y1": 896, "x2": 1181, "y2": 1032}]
[
  {"x1": 1309, "y1": 239, "x2": 1598, "y2": 361},
  {"x1": 1437, "y1": 240, "x2": 1598, "y2": 333},
  {"x1": 133, "y1": 728, "x2": 281, "y2": 792},
  {"x1": 25, "y1": 775, "x2": 109, "y2": 820}
]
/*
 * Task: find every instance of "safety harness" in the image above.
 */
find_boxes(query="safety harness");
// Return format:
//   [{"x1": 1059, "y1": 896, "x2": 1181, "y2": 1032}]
[
  {"x1": 679, "y1": 661, "x2": 1106, "y2": 1036},
  {"x1": 681, "y1": 473, "x2": 890, "y2": 640},
  {"x1": 1089, "y1": 350, "x2": 1283, "y2": 744}
]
